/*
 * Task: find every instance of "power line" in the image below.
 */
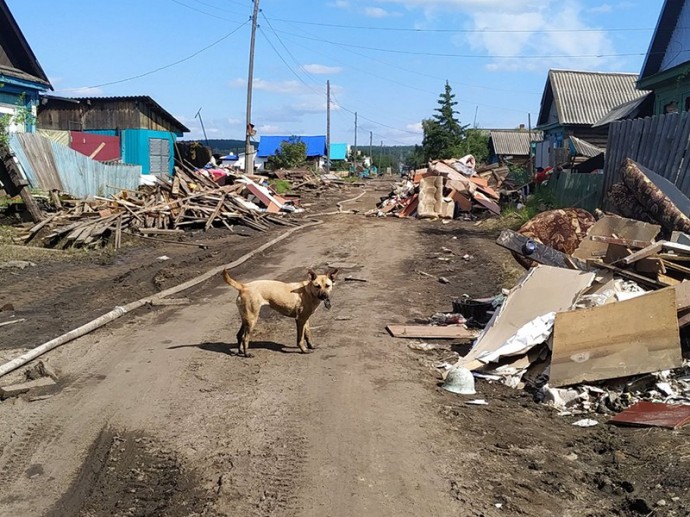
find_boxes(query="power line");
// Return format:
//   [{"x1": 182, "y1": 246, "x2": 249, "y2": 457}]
[
  {"x1": 267, "y1": 17, "x2": 656, "y2": 34},
  {"x1": 56, "y1": 20, "x2": 250, "y2": 91},
  {"x1": 169, "y1": 0, "x2": 246, "y2": 21},
  {"x1": 270, "y1": 28, "x2": 648, "y2": 59}
]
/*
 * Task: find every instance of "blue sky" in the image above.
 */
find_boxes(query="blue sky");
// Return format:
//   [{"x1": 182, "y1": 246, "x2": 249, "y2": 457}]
[{"x1": 8, "y1": 0, "x2": 665, "y2": 146}]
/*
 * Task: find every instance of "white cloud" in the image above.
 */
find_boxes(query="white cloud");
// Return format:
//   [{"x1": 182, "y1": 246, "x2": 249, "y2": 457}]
[
  {"x1": 329, "y1": 0, "x2": 350, "y2": 8},
  {"x1": 406, "y1": 122, "x2": 423, "y2": 133},
  {"x1": 364, "y1": 7, "x2": 391, "y2": 17},
  {"x1": 381, "y1": 0, "x2": 618, "y2": 72},
  {"x1": 230, "y1": 78, "x2": 311, "y2": 95},
  {"x1": 587, "y1": 3, "x2": 613, "y2": 14},
  {"x1": 303, "y1": 64, "x2": 343, "y2": 74}
]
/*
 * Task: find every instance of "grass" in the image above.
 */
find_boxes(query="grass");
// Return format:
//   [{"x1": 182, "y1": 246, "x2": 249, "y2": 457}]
[
  {"x1": 482, "y1": 186, "x2": 557, "y2": 232},
  {"x1": 270, "y1": 179, "x2": 292, "y2": 194}
]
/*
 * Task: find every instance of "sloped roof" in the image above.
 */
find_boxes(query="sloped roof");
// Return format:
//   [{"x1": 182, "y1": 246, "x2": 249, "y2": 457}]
[
  {"x1": 329, "y1": 142, "x2": 347, "y2": 160},
  {"x1": 568, "y1": 136, "x2": 605, "y2": 158},
  {"x1": 257, "y1": 135, "x2": 327, "y2": 158},
  {"x1": 489, "y1": 130, "x2": 543, "y2": 156},
  {"x1": 639, "y1": 0, "x2": 689, "y2": 81},
  {"x1": 538, "y1": 70, "x2": 649, "y2": 127},
  {"x1": 0, "y1": 0, "x2": 51, "y2": 88},
  {"x1": 592, "y1": 94, "x2": 652, "y2": 127}
]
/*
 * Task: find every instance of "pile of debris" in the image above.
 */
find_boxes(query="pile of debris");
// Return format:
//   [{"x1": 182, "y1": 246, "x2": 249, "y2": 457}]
[
  {"x1": 16, "y1": 165, "x2": 303, "y2": 249},
  {"x1": 437, "y1": 212, "x2": 690, "y2": 427},
  {"x1": 368, "y1": 156, "x2": 511, "y2": 219}
]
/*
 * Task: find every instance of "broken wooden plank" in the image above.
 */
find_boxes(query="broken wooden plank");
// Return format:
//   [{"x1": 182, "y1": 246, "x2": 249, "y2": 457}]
[
  {"x1": 0, "y1": 376, "x2": 56, "y2": 399},
  {"x1": 613, "y1": 242, "x2": 663, "y2": 266},
  {"x1": 550, "y1": 289, "x2": 682, "y2": 387},
  {"x1": 589, "y1": 235, "x2": 651, "y2": 249},
  {"x1": 385, "y1": 324, "x2": 479, "y2": 340},
  {"x1": 589, "y1": 261, "x2": 668, "y2": 289}
]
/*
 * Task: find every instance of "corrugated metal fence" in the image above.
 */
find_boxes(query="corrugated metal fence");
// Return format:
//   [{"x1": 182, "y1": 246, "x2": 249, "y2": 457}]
[
  {"x1": 544, "y1": 171, "x2": 605, "y2": 213},
  {"x1": 603, "y1": 111, "x2": 690, "y2": 199},
  {"x1": 10, "y1": 133, "x2": 141, "y2": 198}
]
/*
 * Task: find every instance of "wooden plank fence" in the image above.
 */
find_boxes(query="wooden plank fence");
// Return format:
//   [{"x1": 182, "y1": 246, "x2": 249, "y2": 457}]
[{"x1": 603, "y1": 111, "x2": 690, "y2": 207}]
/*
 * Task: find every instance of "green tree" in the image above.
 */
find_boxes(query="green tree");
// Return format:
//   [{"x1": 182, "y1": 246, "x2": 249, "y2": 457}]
[
  {"x1": 463, "y1": 128, "x2": 489, "y2": 164},
  {"x1": 421, "y1": 81, "x2": 468, "y2": 161},
  {"x1": 266, "y1": 136, "x2": 307, "y2": 170}
]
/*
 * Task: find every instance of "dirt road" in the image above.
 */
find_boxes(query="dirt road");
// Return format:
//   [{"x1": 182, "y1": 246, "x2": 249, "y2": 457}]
[{"x1": 1, "y1": 182, "x2": 688, "y2": 517}]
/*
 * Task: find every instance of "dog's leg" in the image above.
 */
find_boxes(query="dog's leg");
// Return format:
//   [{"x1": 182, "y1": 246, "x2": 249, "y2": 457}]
[
  {"x1": 304, "y1": 321, "x2": 316, "y2": 350},
  {"x1": 236, "y1": 322, "x2": 246, "y2": 354},
  {"x1": 237, "y1": 296, "x2": 259, "y2": 358},
  {"x1": 295, "y1": 318, "x2": 311, "y2": 354}
]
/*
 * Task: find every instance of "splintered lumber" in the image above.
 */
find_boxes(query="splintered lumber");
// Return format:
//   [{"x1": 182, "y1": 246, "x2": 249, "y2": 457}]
[{"x1": 550, "y1": 289, "x2": 682, "y2": 387}]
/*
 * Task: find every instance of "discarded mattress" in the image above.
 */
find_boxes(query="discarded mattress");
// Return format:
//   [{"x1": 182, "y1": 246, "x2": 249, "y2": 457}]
[
  {"x1": 619, "y1": 158, "x2": 690, "y2": 233},
  {"x1": 514, "y1": 208, "x2": 596, "y2": 268}
]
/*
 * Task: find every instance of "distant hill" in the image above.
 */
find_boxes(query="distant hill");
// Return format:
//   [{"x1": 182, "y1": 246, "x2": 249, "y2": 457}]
[{"x1": 179, "y1": 139, "x2": 248, "y2": 155}]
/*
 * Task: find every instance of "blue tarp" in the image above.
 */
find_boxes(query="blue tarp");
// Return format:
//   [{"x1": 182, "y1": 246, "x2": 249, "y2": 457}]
[{"x1": 257, "y1": 135, "x2": 327, "y2": 158}]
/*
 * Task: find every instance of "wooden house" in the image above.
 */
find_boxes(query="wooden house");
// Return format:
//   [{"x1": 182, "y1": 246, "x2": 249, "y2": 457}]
[
  {"x1": 0, "y1": 0, "x2": 52, "y2": 133},
  {"x1": 638, "y1": 0, "x2": 690, "y2": 115},
  {"x1": 535, "y1": 70, "x2": 649, "y2": 168}
]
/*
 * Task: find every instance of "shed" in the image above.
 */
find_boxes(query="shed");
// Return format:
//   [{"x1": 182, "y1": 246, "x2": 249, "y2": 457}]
[
  {"x1": 37, "y1": 96, "x2": 190, "y2": 175},
  {"x1": 488, "y1": 129, "x2": 543, "y2": 167}
]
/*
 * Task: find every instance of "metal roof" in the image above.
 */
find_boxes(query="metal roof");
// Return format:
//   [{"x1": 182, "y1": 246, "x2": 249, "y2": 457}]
[
  {"x1": 568, "y1": 136, "x2": 604, "y2": 157},
  {"x1": 257, "y1": 135, "x2": 327, "y2": 158},
  {"x1": 539, "y1": 70, "x2": 649, "y2": 126},
  {"x1": 592, "y1": 94, "x2": 652, "y2": 127},
  {"x1": 489, "y1": 130, "x2": 543, "y2": 156}
]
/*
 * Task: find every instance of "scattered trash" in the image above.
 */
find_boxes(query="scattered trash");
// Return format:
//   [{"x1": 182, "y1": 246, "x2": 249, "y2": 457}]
[
  {"x1": 442, "y1": 366, "x2": 476, "y2": 395},
  {"x1": 608, "y1": 401, "x2": 690, "y2": 429},
  {"x1": 572, "y1": 418, "x2": 599, "y2": 427},
  {"x1": 466, "y1": 399, "x2": 489, "y2": 405},
  {"x1": 157, "y1": 255, "x2": 170, "y2": 261}
]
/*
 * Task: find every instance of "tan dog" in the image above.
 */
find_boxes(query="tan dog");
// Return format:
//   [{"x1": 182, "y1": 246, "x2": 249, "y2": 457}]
[{"x1": 222, "y1": 268, "x2": 337, "y2": 357}]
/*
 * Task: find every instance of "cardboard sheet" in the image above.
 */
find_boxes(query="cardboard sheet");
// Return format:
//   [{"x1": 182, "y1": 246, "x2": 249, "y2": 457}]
[
  {"x1": 456, "y1": 265, "x2": 596, "y2": 370},
  {"x1": 573, "y1": 215, "x2": 660, "y2": 261},
  {"x1": 550, "y1": 289, "x2": 682, "y2": 387}
]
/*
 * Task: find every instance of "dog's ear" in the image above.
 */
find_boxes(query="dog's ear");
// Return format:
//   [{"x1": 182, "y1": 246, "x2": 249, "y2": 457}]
[
  {"x1": 307, "y1": 269, "x2": 317, "y2": 281},
  {"x1": 328, "y1": 268, "x2": 338, "y2": 282}
]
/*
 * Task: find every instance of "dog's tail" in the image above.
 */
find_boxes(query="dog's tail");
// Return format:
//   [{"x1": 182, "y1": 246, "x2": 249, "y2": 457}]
[{"x1": 222, "y1": 269, "x2": 244, "y2": 291}]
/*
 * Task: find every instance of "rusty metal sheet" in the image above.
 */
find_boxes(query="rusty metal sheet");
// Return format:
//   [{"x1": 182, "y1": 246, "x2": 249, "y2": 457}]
[{"x1": 608, "y1": 401, "x2": 690, "y2": 429}]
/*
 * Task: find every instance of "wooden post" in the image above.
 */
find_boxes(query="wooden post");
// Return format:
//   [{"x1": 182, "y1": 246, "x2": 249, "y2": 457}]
[{"x1": 0, "y1": 143, "x2": 44, "y2": 222}]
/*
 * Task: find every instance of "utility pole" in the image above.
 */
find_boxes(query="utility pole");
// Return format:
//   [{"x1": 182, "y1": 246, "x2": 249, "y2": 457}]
[
  {"x1": 353, "y1": 112, "x2": 358, "y2": 175},
  {"x1": 245, "y1": 0, "x2": 260, "y2": 174},
  {"x1": 380, "y1": 140, "x2": 384, "y2": 174},
  {"x1": 369, "y1": 131, "x2": 373, "y2": 169},
  {"x1": 326, "y1": 80, "x2": 331, "y2": 173},
  {"x1": 528, "y1": 113, "x2": 534, "y2": 177},
  {"x1": 194, "y1": 107, "x2": 209, "y2": 147}
]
